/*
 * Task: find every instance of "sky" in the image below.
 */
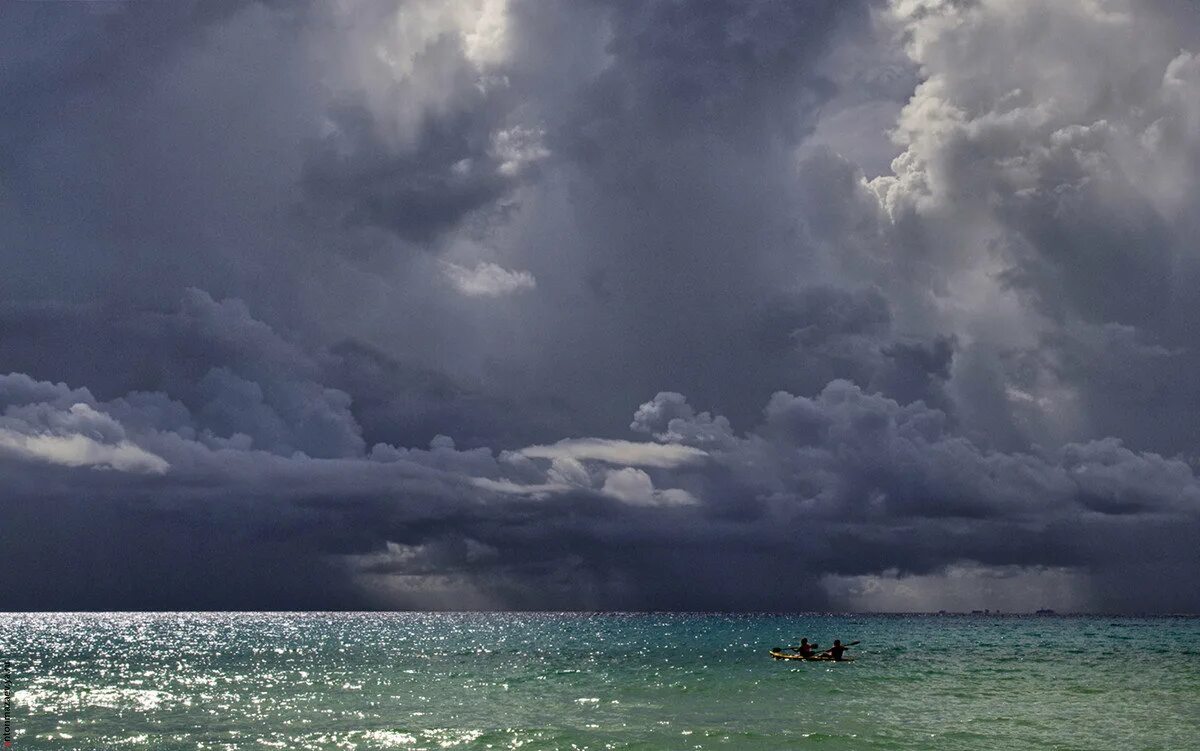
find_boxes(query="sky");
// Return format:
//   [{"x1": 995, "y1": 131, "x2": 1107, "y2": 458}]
[{"x1": 2, "y1": 0, "x2": 1200, "y2": 612}]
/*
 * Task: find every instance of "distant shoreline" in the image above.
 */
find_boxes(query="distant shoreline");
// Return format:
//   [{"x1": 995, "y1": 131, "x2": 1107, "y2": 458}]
[{"x1": 2, "y1": 610, "x2": 1198, "y2": 617}]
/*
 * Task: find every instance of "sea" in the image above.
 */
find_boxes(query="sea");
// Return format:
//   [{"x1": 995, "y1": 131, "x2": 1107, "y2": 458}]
[{"x1": 2, "y1": 612, "x2": 1197, "y2": 750}]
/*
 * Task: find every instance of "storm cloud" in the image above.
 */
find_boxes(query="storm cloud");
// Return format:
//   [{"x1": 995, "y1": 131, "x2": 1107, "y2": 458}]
[{"x1": 2, "y1": 0, "x2": 1200, "y2": 612}]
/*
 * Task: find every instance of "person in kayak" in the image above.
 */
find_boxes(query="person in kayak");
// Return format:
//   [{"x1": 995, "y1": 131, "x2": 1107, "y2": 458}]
[
  {"x1": 822, "y1": 639, "x2": 853, "y2": 661},
  {"x1": 794, "y1": 638, "x2": 818, "y2": 658}
]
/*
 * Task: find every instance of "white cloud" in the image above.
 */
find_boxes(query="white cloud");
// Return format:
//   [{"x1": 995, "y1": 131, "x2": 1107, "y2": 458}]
[
  {"x1": 470, "y1": 477, "x2": 571, "y2": 496},
  {"x1": 600, "y1": 467, "x2": 697, "y2": 506},
  {"x1": 442, "y1": 261, "x2": 536, "y2": 297},
  {"x1": 0, "y1": 403, "x2": 169, "y2": 474},
  {"x1": 491, "y1": 125, "x2": 550, "y2": 176},
  {"x1": 520, "y1": 438, "x2": 707, "y2": 468},
  {"x1": 459, "y1": 0, "x2": 512, "y2": 70}
]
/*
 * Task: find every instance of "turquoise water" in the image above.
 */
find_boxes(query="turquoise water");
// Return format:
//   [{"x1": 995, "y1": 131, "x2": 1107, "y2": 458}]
[{"x1": 2, "y1": 613, "x2": 1198, "y2": 750}]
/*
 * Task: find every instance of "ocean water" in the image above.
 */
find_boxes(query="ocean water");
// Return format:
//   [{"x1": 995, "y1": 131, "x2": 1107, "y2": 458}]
[{"x1": 2, "y1": 613, "x2": 1198, "y2": 750}]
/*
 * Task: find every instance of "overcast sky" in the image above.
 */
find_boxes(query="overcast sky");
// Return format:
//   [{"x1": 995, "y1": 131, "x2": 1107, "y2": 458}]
[{"x1": 3, "y1": 0, "x2": 1200, "y2": 612}]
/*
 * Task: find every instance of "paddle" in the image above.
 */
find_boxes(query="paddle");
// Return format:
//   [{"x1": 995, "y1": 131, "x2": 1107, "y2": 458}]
[
  {"x1": 788, "y1": 640, "x2": 861, "y2": 650},
  {"x1": 819, "y1": 640, "x2": 861, "y2": 655}
]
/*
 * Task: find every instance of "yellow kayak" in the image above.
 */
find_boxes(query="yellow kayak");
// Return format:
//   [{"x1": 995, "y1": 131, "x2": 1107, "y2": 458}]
[{"x1": 768, "y1": 648, "x2": 854, "y2": 662}]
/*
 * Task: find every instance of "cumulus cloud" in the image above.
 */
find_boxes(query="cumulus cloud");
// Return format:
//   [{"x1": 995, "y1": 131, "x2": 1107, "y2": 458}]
[
  {"x1": 0, "y1": 377, "x2": 167, "y2": 474},
  {"x1": 0, "y1": 403, "x2": 169, "y2": 474},
  {"x1": 1, "y1": 341, "x2": 1197, "y2": 610},
  {"x1": 600, "y1": 467, "x2": 697, "y2": 507}
]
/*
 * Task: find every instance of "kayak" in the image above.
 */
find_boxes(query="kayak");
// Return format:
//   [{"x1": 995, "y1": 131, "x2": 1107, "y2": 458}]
[{"x1": 768, "y1": 649, "x2": 854, "y2": 662}]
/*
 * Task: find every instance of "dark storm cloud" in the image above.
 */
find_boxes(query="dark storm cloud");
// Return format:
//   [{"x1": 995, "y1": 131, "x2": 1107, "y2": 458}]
[
  {"x1": 0, "y1": 1, "x2": 272, "y2": 106},
  {"x1": 301, "y1": 93, "x2": 516, "y2": 245},
  {"x1": 566, "y1": 0, "x2": 859, "y2": 151},
  {"x1": 1, "y1": 344, "x2": 1197, "y2": 610},
  {"x1": 498, "y1": 0, "x2": 879, "y2": 435},
  {"x1": 750, "y1": 285, "x2": 956, "y2": 413},
  {"x1": 322, "y1": 339, "x2": 515, "y2": 449},
  {"x1": 0, "y1": 290, "x2": 367, "y2": 459},
  {"x1": 3, "y1": 0, "x2": 1200, "y2": 612}
]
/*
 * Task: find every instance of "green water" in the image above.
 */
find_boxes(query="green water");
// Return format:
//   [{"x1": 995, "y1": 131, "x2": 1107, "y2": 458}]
[{"x1": 2, "y1": 613, "x2": 1198, "y2": 749}]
